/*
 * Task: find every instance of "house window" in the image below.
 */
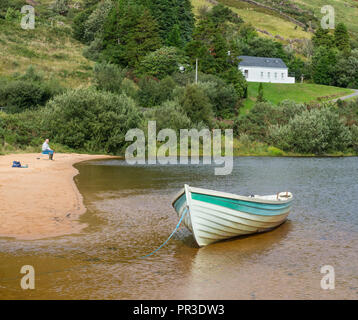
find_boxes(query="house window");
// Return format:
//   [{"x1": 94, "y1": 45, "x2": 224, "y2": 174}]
[
  {"x1": 282, "y1": 73, "x2": 284, "y2": 79},
  {"x1": 275, "y1": 72, "x2": 277, "y2": 79},
  {"x1": 261, "y1": 72, "x2": 264, "y2": 78},
  {"x1": 268, "y1": 72, "x2": 270, "y2": 78},
  {"x1": 244, "y1": 70, "x2": 249, "y2": 78}
]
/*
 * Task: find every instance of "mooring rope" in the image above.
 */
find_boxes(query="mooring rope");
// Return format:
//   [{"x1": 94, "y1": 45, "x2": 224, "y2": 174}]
[{"x1": 140, "y1": 206, "x2": 188, "y2": 259}]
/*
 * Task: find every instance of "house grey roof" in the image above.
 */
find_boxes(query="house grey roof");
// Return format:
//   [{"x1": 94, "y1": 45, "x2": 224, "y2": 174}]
[{"x1": 238, "y1": 56, "x2": 287, "y2": 69}]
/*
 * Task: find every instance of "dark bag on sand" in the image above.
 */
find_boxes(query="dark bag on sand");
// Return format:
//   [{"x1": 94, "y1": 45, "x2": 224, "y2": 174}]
[{"x1": 12, "y1": 161, "x2": 22, "y2": 168}]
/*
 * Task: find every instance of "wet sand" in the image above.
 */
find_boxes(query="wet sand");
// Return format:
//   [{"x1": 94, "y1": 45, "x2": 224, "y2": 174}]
[{"x1": 0, "y1": 153, "x2": 114, "y2": 240}]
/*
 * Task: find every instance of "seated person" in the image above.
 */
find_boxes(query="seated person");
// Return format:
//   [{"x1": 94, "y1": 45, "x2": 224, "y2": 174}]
[{"x1": 42, "y1": 139, "x2": 54, "y2": 160}]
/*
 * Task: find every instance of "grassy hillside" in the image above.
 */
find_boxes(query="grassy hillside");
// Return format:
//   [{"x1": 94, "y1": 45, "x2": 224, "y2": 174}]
[
  {"x1": 192, "y1": 0, "x2": 312, "y2": 41},
  {"x1": 292, "y1": 0, "x2": 358, "y2": 37},
  {"x1": 0, "y1": 4, "x2": 92, "y2": 88},
  {"x1": 241, "y1": 82, "x2": 355, "y2": 113}
]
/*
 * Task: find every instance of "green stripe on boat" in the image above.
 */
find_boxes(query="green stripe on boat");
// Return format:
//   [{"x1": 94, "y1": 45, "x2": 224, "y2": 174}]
[{"x1": 191, "y1": 193, "x2": 290, "y2": 216}]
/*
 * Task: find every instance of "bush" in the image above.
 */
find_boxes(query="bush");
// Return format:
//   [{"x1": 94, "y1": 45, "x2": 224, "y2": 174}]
[
  {"x1": 144, "y1": 99, "x2": 192, "y2": 134},
  {"x1": 268, "y1": 107, "x2": 352, "y2": 154},
  {"x1": 138, "y1": 76, "x2": 176, "y2": 108},
  {"x1": 197, "y1": 81, "x2": 238, "y2": 118},
  {"x1": 180, "y1": 84, "x2": 213, "y2": 126},
  {"x1": 0, "y1": 67, "x2": 63, "y2": 113},
  {"x1": 236, "y1": 100, "x2": 307, "y2": 142},
  {"x1": 350, "y1": 125, "x2": 358, "y2": 152},
  {"x1": 72, "y1": 7, "x2": 95, "y2": 42},
  {"x1": 83, "y1": 0, "x2": 113, "y2": 43},
  {"x1": 0, "y1": 109, "x2": 45, "y2": 149},
  {"x1": 50, "y1": 0, "x2": 70, "y2": 16},
  {"x1": 93, "y1": 62, "x2": 127, "y2": 93},
  {"x1": 43, "y1": 88, "x2": 142, "y2": 154},
  {"x1": 138, "y1": 47, "x2": 189, "y2": 79}
]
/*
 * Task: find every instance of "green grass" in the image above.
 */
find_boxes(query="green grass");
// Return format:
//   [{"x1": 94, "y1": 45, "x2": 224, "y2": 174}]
[
  {"x1": 294, "y1": 0, "x2": 358, "y2": 38},
  {"x1": 0, "y1": 18, "x2": 93, "y2": 88},
  {"x1": 241, "y1": 82, "x2": 355, "y2": 114},
  {"x1": 191, "y1": 0, "x2": 312, "y2": 41}
]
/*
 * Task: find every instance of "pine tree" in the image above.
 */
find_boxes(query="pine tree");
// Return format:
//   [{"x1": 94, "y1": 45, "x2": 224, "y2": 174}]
[
  {"x1": 257, "y1": 82, "x2": 265, "y2": 102},
  {"x1": 147, "y1": 0, "x2": 194, "y2": 46},
  {"x1": 312, "y1": 27, "x2": 334, "y2": 48},
  {"x1": 102, "y1": 1, "x2": 161, "y2": 67},
  {"x1": 334, "y1": 22, "x2": 351, "y2": 53},
  {"x1": 167, "y1": 24, "x2": 183, "y2": 47}
]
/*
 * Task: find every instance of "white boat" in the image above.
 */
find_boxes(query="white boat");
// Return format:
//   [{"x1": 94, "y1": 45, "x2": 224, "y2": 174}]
[{"x1": 172, "y1": 185, "x2": 293, "y2": 247}]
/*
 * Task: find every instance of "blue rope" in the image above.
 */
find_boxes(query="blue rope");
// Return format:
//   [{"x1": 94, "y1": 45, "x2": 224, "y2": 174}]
[{"x1": 140, "y1": 207, "x2": 188, "y2": 259}]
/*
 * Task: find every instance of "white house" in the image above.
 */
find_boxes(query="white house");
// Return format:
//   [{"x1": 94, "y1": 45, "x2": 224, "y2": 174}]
[{"x1": 238, "y1": 56, "x2": 295, "y2": 84}]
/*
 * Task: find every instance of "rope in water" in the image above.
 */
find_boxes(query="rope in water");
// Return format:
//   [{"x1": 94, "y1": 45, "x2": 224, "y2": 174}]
[{"x1": 140, "y1": 206, "x2": 188, "y2": 259}]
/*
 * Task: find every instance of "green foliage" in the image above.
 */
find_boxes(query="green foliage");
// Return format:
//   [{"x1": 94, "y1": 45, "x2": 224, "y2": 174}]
[
  {"x1": 102, "y1": 2, "x2": 161, "y2": 68},
  {"x1": 312, "y1": 46, "x2": 337, "y2": 86},
  {"x1": 83, "y1": 0, "x2": 113, "y2": 44},
  {"x1": 334, "y1": 23, "x2": 351, "y2": 53},
  {"x1": 0, "y1": 68, "x2": 63, "y2": 113},
  {"x1": 351, "y1": 125, "x2": 358, "y2": 152},
  {"x1": 5, "y1": 7, "x2": 21, "y2": 22},
  {"x1": 138, "y1": 76, "x2": 176, "y2": 108},
  {"x1": 72, "y1": 7, "x2": 95, "y2": 42},
  {"x1": 312, "y1": 27, "x2": 335, "y2": 49},
  {"x1": 0, "y1": 109, "x2": 45, "y2": 150},
  {"x1": 147, "y1": 0, "x2": 194, "y2": 46},
  {"x1": 220, "y1": 67, "x2": 247, "y2": 99},
  {"x1": 269, "y1": 107, "x2": 352, "y2": 154},
  {"x1": 196, "y1": 80, "x2": 238, "y2": 118},
  {"x1": 335, "y1": 49, "x2": 358, "y2": 88},
  {"x1": 180, "y1": 84, "x2": 213, "y2": 126},
  {"x1": 43, "y1": 88, "x2": 143, "y2": 153},
  {"x1": 257, "y1": 82, "x2": 264, "y2": 102},
  {"x1": 144, "y1": 99, "x2": 192, "y2": 133},
  {"x1": 138, "y1": 46, "x2": 188, "y2": 79},
  {"x1": 167, "y1": 24, "x2": 183, "y2": 48},
  {"x1": 50, "y1": 0, "x2": 70, "y2": 16},
  {"x1": 236, "y1": 100, "x2": 306, "y2": 142},
  {"x1": 93, "y1": 62, "x2": 127, "y2": 93}
]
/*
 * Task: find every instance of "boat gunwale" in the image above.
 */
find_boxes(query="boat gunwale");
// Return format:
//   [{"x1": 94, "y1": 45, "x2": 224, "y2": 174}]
[{"x1": 189, "y1": 186, "x2": 293, "y2": 205}]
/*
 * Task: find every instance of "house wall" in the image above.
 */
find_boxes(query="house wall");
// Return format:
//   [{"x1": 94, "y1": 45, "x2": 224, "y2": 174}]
[{"x1": 238, "y1": 66, "x2": 295, "y2": 84}]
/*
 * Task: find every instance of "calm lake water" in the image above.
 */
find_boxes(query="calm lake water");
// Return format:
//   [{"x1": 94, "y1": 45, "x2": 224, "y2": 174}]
[{"x1": 0, "y1": 157, "x2": 357, "y2": 299}]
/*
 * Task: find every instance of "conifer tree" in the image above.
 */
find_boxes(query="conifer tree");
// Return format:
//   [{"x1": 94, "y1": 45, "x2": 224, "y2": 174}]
[
  {"x1": 334, "y1": 22, "x2": 351, "y2": 53},
  {"x1": 102, "y1": 1, "x2": 161, "y2": 67}
]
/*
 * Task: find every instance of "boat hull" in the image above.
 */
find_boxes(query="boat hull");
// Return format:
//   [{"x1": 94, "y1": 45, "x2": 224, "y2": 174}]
[{"x1": 172, "y1": 185, "x2": 293, "y2": 247}]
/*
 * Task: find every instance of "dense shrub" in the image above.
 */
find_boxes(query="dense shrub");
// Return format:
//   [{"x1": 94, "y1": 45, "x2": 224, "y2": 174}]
[
  {"x1": 236, "y1": 101, "x2": 307, "y2": 141},
  {"x1": 93, "y1": 63, "x2": 127, "y2": 93},
  {"x1": 269, "y1": 107, "x2": 352, "y2": 154},
  {"x1": 350, "y1": 125, "x2": 358, "y2": 152},
  {"x1": 0, "y1": 109, "x2": 44, "y2": 149},
  {"x1": 138, "y1": 47, "x2": 189, "y2": 79},
  {"x1": 83, "y1": 0, "x2": 113, "y2": 43},
  {"x1": 43, "y1": 88, "x2": 142, "y2": 153},
  {"x1": 0, "y1": 80, "x2": 62, "y2": 113},
  {"x1": 138, "y1": 76, "x2": 176, "y2": 108},
  {"x1": 50, "y1": 0, "x2": 70, "y2": 16},
  {"x1": 180, "y1": 84, "x2": 213, "y2": 126},
  {"x1": 72, "y1": 7, "x2": 96, "y2": 42},
  {"x1": 144, "y1": 99, "x2": 192, "y2": 134},
  {"x1": 197, "y1": 81, "x2": 238, "y2": 118}
]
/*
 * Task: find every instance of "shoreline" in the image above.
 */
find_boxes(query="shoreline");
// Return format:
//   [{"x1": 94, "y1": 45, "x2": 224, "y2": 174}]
[{"x1": 0, "y1": 153, "x2": 115, "y2": 240}]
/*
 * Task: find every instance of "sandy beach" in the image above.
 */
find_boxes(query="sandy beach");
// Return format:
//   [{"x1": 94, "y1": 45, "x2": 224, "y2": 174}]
[{"x1": 0, "y1": 153, "x2": 114, "y2": 240}]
